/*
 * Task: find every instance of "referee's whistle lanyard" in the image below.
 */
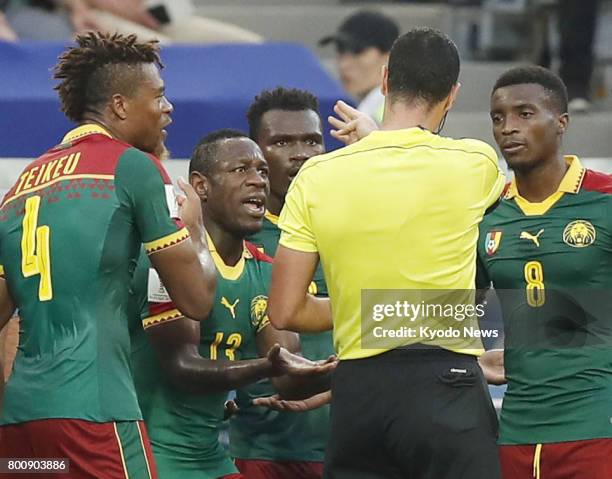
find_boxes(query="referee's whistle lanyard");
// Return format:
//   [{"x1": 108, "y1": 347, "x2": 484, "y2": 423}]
[{"x1": 418, "y1": 111, "x2": 448, "y2": 136}]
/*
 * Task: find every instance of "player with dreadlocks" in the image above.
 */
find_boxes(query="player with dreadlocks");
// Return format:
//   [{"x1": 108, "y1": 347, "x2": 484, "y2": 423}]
[{"x1": 0, "y1": 32, "x2": 216, "y2": 478}]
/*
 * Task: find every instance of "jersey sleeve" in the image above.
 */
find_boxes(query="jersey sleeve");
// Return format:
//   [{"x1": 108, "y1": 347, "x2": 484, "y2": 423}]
[
  {"x1": 115, "y1": 148, "x2": 189, "y2": 255},
  {"x1": 480, "y1": 145, "x2": 506, "y2": 209},
  {"x1": 278, "y1": 168, "x2": 318, "y2": 253},
  {"x1": 140, "y1": 266, "x2": 184, "y2": 330},
  {"x1": 475, "y1": 253, "x2": 491, "y2": 290}
]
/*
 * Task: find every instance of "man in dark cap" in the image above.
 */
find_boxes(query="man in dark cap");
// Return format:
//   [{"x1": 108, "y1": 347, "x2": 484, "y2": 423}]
[{"x1": 320, "y1": 10, "x2": 399, "y2": 123}]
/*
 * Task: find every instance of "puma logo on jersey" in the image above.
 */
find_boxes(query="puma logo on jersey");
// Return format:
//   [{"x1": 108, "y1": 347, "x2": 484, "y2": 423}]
[
  {"x1": 520, "y1": 229, "x2": 544, "y2": 247},
  {"x1": 221, "y1": 297, "x2": 240, "y2": 319}
]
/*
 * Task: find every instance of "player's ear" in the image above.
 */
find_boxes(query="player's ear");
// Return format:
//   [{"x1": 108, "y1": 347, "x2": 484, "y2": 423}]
[
  {"x1": 558, "y1": 112, "x2": 569, "y2": 136},
  {"x1": 110, "y1": 93, "x2": 128, "y2": 121},
  {"x1": 189, "y1": 171, "x2": 208, "y2": 201}
]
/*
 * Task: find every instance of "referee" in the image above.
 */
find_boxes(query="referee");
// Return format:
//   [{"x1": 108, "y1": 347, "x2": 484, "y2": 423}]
[{"x1": 268, "y1": 28, "x2": 505, "y2": 479}]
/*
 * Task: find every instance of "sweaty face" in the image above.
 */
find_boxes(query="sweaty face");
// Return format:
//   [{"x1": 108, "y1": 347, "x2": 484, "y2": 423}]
[
  {"x1": 337, "y1": 47, "x2": 387, "y2": 99},
  {"x1": 124, "y1": 63, "x2": 173, "y2": 154},
  {"x1": 256, "y1": 109, "x2": 324, "y2": 207},
  {"x1": 206, "y1": 138, "x2": 270, "y2": 237},
  {"x1": 490, "y1": 83, "x2": 565, "y2": 172}
]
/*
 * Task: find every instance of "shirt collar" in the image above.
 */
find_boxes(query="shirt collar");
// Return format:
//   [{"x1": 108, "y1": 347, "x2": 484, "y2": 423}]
[
  {"x1": 505, "y1": 155, "x2": 585, "y2": 199},
  {"x1": 61, "y1": 124, "x2": 113, "y2": 144},
  {"x1": 264, "y1": 210, "x2": 279, "y2": 225}
]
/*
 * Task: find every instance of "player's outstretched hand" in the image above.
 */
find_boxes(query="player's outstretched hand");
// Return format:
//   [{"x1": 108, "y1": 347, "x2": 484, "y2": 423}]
[
  {"x1": 328, "y1": 100, "x2": 378, "y2": 145},
  {"x1": 253, "y1": 390, "x2": 332, "y2": 412},
  {"x1": 267, "y1": 344, "x2": 337, "y2": 377},
  {"x1": 478, "y1": 349, "x2": 506, "y2": 385},
  {"x1": 176, "y1": 177, "x2": 205, "y2": 236}
]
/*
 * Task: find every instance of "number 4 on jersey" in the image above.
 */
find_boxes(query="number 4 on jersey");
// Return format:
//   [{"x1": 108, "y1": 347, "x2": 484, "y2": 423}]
[{"x1": 21, "y1": 196, "x2": 53, "y2": 301}]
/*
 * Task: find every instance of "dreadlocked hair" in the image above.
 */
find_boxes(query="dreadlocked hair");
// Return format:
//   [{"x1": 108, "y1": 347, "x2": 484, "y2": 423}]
[{"x1": 54, "y1": 31, "x2": 164, "y2": 122}]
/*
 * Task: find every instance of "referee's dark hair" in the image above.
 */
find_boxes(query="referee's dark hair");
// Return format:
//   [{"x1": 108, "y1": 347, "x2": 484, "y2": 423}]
[
  {"x1": 492, "y1": 65, "x2": 568, "y2": 114},
  {"x1": 247, "y1": 87, "x2": 321, "y2": 141},
  {"x1": 387, "y1": 27, "x2": 460, "y2": 107},
  {"x1": 189, "y1": 128, "x2": 249, "y2": 177},
  {"x1": 54, "y1": 32, "x2": 163, "y2": 122}
]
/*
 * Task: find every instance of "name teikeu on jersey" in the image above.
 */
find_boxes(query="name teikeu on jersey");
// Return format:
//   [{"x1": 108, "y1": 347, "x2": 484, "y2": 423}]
[
  {"x1": 165, "y1": 185, "x2": 180, "y2": 219},
  {"x1": 148, "y1": 268, "x2": 171, "y2": 303}
]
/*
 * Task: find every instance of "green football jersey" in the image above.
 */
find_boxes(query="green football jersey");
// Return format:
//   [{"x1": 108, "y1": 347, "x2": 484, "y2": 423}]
[
  {"x1": 237, "y1": 210, "x2": 333, "y2": 462},
  {"x1": 477, "y1": 157, "x2": 612, "y2": 445},
  {"x1": 131, "y1": 241, "x2": 272, "y2": 479},
  {"x1": 0, "y1": 125, "x2": 187, "y2": 425}
]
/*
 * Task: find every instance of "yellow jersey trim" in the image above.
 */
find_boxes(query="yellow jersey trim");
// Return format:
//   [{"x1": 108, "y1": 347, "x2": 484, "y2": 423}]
[
  {"x1": 142, "y1": 309, "x2": 184, "y2": 329},
  {"x1": 264, "y1": 210, "x2": 279, "y2": 225},
  {"x1": 505, "y1": 156, "x2": 585, "y2": 216},
  {"x1": 112, "y1": 423, "x2": 130, "y2": 479},
  {"x1": 207, "y1": 232, "x2": 252, "y2": 281},
  {"x1": 533, "y1": 444, "x2": 542, "y2": 479},
  {"x1": 145, "y1": 227, "x2": 190, "y2": 255},
  {"x1": 61, "y1": 124, "x2": 113, "y2": 144},
  {"x1": 136, "y1": 422, "x2": 154, "y2": 479},
  {"x1": 0, "y1": 265, "x2": 4, "y2": 278},
  {"x1": 2, "y1": 174, "x2": 115, "y2": 206}
]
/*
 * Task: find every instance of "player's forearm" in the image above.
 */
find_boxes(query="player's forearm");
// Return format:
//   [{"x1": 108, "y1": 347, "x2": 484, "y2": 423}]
[
  {"x1": 269, "y1": 294, "x2": 332, "y2": 333},
  {"x1": 271, "y1": 371, "x2": 332, "y2": 401},
  {"x1": 167, "y1": 353, "x2": 274, "y2": 393}
]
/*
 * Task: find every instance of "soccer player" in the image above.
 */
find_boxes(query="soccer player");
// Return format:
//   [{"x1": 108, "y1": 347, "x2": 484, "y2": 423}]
[
  {"x1": 478, "y1": 65, "x2": 612, "y2": 478},
  {"x1": 130, "y1": 129, "x2": 334, "y2": 479},
  {"x1": 268, "y1": 27, "x2": 505, "y2": 478},
  {"x1": 0, "y1": 32, "x2": 216, "y2": 478},
  {"x1": 228, "y1": 87, "x2": 334, "y2": 479}
]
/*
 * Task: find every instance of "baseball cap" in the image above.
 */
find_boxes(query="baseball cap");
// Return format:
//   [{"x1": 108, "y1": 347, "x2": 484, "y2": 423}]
[{"x1": 319, "y1": 11, "x2": 400, "y2": 54}]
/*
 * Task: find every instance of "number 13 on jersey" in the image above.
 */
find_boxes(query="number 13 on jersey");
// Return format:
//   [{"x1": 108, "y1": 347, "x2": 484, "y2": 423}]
[
  {"x1": 524, "y1": 260, "x2": 545, "y2": 307},
  {"x1": 21, "y1": 196, "x2": 53, "y2": 301}
]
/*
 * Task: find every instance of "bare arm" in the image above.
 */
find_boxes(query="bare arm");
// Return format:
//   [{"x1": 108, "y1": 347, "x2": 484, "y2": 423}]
[
  {"x1": 256, "y1": 323, "x2": 335, "y2": 400},
  {"x1": 0, "y1": 12, "x2": 17, "y2": 42},
  {"x1": 146, "y1": 317, "x2": 277, "y2": 394},
  {"x1": 0, "y1": 279, "x2": 16, "y2": 413},
  {"x1": 149, "y1": 179, "x2": 216, "y2": 322},
  {"x1": 268, "y1": 246, "x2": 332, "y2": 333}
]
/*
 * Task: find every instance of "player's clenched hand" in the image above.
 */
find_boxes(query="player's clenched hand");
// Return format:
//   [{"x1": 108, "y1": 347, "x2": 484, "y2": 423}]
[
  {"x1": 478, "y1": 349, "x2": 506, "y2": 385},
  {"x1": 176, "y1": 177, "x2": 205, "y2": 237},
  {"x1": 253, "y1": 390, "x2": 332, "y2": 412},
  {"x1": 267, "y1": 344, "x2": 337, "y2": 377},
  {"x1": 328, "y1": 100, "x2": 378, "y2": 145}
]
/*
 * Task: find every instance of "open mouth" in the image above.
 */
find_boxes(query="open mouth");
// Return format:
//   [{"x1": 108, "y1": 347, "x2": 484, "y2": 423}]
[
  {"x1": 502, "y1": 142, "x2": 526, "y2": 155},
  {"x1": 242, "y1": 196, "x2": 265, "y2": 217}
]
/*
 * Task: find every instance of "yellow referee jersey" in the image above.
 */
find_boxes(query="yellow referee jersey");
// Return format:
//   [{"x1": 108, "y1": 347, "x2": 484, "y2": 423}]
[{"x1": 279, "y1": 127, "x2": 505, "y2": 360}]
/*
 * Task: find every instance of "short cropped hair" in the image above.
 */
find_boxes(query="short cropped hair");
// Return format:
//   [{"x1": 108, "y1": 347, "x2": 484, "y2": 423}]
[
  {"x1": 492, "y1": 65, "x2": 568, "y2": 114},
  {"x1": 247, "y1": 87, "x2": 320, "y2": 140},
  {"x1": 189, "y1": 129, "x2": 248, "y2": 176},
  {"x1": 387, "y1": 27, "x2": 460, "y2": 106},
  {"x1": 54, "y1": 32, "x2": 163, "y2": 122}
]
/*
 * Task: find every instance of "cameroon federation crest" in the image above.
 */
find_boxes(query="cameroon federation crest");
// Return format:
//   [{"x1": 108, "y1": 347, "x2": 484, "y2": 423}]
[
  {"x1": 250, "y1": 295, "x2": 269, "y2": 329},
  {"x1": 485, "y1": 231, "x2": 503, "y2": 256},
  {"x1": 563, "y1": 220, "x2": 596, "y2": 248}
]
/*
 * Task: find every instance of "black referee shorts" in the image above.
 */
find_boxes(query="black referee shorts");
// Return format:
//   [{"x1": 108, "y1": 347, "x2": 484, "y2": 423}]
[{"x1": 324, "y1": 347, "x2": 501, "y2": 479}]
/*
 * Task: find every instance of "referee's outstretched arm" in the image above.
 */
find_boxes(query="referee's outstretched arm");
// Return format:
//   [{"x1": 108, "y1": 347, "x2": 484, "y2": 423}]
[{"x1": 268, "y1": 245, "x2": 332, "y2": 333}]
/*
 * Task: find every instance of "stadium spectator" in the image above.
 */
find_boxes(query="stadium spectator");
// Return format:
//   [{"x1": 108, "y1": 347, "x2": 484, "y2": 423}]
[
  {"x1": 0, "y1": 2, "x2": 17, "y2": 42},
  {"x1": 558, "y1": 0, "x2": 599, "y2": 112},
  {"x1": 319, "y1": 10, "x2": 399, "y2": 123},
  {"x1": 0, "y1": 32, "x2": 217, "y2": 476},
  {"x1": 130, "y1": 129, "x2": 334, "y2": 479},
  {"x1": 4, "y1": 0, "x2": 262, "y2": 43},
  {"x1": 230, "y1": 87, "x2": 333, "y2": 479},
  {"x1": 268, "y1": 27, "x2": 504, "y2": 478},
  {"x1": 480, "y1": 65, "x2": 612, "y2": 478}
]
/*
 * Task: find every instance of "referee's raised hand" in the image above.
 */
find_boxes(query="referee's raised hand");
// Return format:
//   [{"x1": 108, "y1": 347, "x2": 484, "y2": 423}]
[{"x1": 328, "y1": 100, "x2": 377, "y2": 145}]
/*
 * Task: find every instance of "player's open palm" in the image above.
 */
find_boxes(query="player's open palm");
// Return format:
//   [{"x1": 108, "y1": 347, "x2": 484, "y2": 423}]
[
  {"x1": 253, "y1": 390, "x2": 332, "y2": 412},
  {"x1": 176, "y1": 177, "x2": 204, "y2": 236},
  {"x1": 267, "y1": 344, "x2": 337, "y2": 377},
  {"x1": 478, "y1": 349, "x2": 506, "y2": 385}
]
